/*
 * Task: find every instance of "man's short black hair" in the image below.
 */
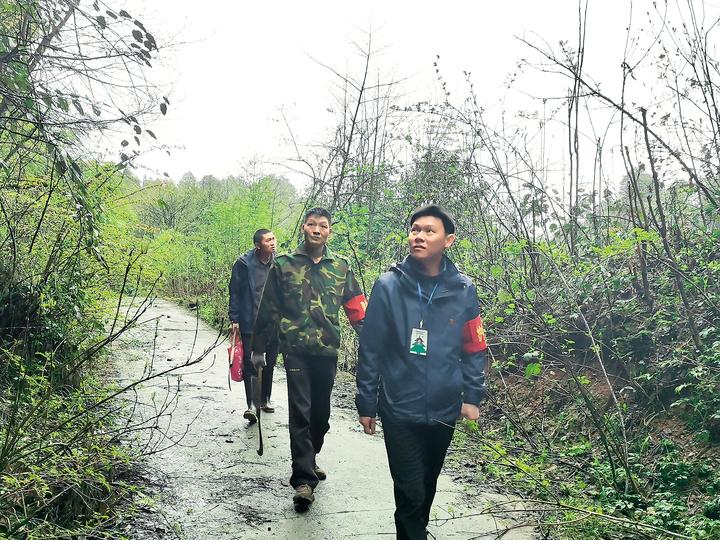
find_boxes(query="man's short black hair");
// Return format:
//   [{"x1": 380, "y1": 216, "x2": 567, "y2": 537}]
[
  {"x1": 253, "y1": 228, "x2": 272, "y2": 245},
  {"x1": 304, "y1": 207, "x2": 332, "y2": 223},
  {"x1": 409, "y1": 204, "x2": 455, "y2": 234}
]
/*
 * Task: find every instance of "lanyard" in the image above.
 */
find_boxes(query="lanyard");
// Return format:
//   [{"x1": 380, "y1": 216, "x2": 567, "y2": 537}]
[{"x1": 417, "y1": 281, "x2": 439, "y2": 328}]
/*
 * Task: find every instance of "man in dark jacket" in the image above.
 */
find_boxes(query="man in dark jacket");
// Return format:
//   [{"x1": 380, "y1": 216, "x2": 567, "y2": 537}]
[
  {"x1": 356, "y1": 204, "x2": 488, "y2": 540},
  {"x1": 228, "y1": 229, "x2": 278, "y2": 422},
  {"x1": 252, "y1": 207, "x2": 367, "y2": 512}
]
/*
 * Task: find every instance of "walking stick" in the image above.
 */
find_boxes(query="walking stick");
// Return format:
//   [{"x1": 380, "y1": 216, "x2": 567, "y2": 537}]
[{"x1": 255, "y1": 366, "x2": 264, "y2": 456}]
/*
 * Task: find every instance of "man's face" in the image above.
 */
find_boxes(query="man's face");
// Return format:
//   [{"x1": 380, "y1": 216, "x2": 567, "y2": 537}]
[
  {"x1": 256, "y1": 232, "x2": 276, "y2": 256},
  {"x1": 302, "y1": 214, "x2": 331, "y2": 247},
  {"x1": 408, "y1": 216, "x2": 455, "y2": 262}
]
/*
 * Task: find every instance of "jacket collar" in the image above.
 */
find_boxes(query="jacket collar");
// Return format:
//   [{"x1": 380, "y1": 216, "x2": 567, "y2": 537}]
[
  {"x1": 240, "y1": 248, "x2": 274, "y2": 266},
  {"x1": 254, "y1": 249, "x2": 275, "y2": 266},
  {"x1": 238, "y1": 248, "x2": 253, "y2": 266},
  {"x1": 391, "y1": 254, "x2": 465, "y2": 298},
  {"x1": 295, "y1": 241, "x2": 334, "y2": 262}
]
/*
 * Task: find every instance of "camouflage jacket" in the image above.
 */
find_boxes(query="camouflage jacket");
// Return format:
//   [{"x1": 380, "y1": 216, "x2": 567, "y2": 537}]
[{"x1": 252, "y1": 242, "x2": 367, "y2": 357}]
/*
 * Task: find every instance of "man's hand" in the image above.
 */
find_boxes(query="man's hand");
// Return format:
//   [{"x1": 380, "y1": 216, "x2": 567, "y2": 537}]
[
  {"x1": 359, "y1": 416, "x2": 376, "y2": 435},
  {"x1": 460, "y1": 403, "x2": 480, "y2": 421},
  {"x1": 231, "y1": 322, "x2": 240, "y2": 333},
  {"x1": 250, "y1": 352, "x2": 266, "y2": 369}
]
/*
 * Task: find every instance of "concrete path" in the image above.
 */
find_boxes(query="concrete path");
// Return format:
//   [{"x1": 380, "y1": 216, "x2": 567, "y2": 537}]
[{"x1": 112, "y1": 299, "x2": 535, "y2": 539}]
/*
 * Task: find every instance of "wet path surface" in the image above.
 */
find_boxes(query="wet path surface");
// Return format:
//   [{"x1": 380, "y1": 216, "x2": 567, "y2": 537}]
[{"x1": 112, "y1": 299, "x2": 535, "y2": 539}]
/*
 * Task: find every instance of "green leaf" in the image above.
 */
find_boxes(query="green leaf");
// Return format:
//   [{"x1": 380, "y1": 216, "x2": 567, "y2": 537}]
[
  {"x1": 490, "y1": 264, "x2": 504, "y2": 279},
  {"x1": 525, "y1": 362, "x2": 541, "y2": 378},
  {"x1": 577, "y1": 375, "x2": 591, "y2": 385},
  {"x1": 497, "y1": 289, "x2": 513, "y2": 304}
]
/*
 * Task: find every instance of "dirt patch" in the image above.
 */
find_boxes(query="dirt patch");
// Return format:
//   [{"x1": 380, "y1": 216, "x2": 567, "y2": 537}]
[{"x1": 331, "y1": 370, "x2": 357, "y2": 412}]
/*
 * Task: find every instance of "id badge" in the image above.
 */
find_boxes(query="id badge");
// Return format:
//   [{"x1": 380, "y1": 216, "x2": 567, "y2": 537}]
[{"x1": 409, "y1": 327, "x2": 428, "y2": 356}]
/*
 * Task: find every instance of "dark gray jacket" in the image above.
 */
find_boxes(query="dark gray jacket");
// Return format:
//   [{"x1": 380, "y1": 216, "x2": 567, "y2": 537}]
[
  {"x1": 228, "y1": 249, "x2": 274, "y2": 332},
  {"x1": 356, "y1": 255, "x2": 488, "y2": 424}
]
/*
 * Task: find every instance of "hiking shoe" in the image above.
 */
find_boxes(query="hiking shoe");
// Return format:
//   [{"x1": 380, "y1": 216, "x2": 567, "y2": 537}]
[
  {"x1": 293, "y1": 484, "x2": 314, "y2": 512},
  {"x1": 313, "y1": 463, "x2": 327, "y2": 481},
  {"x1": 243, "y1": 409, "x2": 257, "y2": 424},
  {"x1": 261, "y1": 400, "x2": 275, "y2": 413}
]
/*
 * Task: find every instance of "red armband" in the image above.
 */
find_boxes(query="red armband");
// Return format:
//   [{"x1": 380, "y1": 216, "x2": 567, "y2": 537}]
[
  {"x1": 462, "y1": 316, "x2": 487, "y2": 353},
  {"x1": 343, "y1": 294, "x2": 367, "y2": 326}
]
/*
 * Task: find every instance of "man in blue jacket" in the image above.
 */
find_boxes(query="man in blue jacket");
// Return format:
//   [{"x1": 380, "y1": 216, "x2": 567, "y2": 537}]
[
  {"x1": 356, "y1": 205, "x2": 488, "y2": 539},
  {"x1": 228, "y1": 229, "x2": 278, "y2": 422}
]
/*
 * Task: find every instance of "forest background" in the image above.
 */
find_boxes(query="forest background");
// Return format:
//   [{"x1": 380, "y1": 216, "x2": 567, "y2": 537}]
[{"x1": 1, "y1": 0, "x2": 719, "y2": 539}]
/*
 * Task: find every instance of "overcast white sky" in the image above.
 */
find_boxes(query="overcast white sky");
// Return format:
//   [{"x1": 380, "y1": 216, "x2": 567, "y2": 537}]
[{"x1": 117, "y1": 0, "x2": 649, "y2": 184}]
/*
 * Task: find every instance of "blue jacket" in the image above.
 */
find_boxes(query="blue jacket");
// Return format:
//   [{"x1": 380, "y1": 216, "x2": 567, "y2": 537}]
[
  {"x1": 355, "y1": 255, "x2": 488, "y2": 425},
  {"x1": 228, "y1": 249, "x2": 273, "y2": 332}
]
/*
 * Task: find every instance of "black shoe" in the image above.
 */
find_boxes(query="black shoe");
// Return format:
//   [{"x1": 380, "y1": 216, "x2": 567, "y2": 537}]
[
  {"x1": 293, "y1": 484, "x2": 314, "y2": 512},
  {"x1": 243, "y1": 409, "x2": 257, "y2": 424},
  {"x1": 261, "y1": 399, "x2": 275, "y2": 413}
]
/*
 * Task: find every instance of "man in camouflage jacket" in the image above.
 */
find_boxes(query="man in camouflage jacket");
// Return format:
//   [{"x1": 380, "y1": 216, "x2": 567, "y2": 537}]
[{"x1": 252, "y1": 207, "x2": 367, "y2": 512}]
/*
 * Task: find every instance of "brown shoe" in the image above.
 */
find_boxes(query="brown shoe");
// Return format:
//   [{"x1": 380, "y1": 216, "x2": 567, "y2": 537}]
[
  {"x1": 313, "y1": 464, "x2": 327, "y2": 481},
  {"x1": 293, "y1": 484, "x2": 314, "y2": 512}
]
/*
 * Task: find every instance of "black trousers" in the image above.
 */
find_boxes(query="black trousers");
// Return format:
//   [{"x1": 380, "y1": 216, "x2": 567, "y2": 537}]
[
  {"x1": 382, "y1": 419, "x2": 456, "y2": 540},
  {"x1": 241, "y1": 333, "x2": 278, "y2": 409},
  {"x1": 285, "y1": 353, "x2": 337, "y2": 489}
]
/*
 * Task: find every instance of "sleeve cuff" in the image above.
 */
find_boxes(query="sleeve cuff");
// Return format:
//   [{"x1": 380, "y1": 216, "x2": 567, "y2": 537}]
[
  {"x1": 355, "y1": 394, "x2": 377, "y2": 418},
  {"x1": 463, "y1": 385, "x2": 487, "y2": 406}
]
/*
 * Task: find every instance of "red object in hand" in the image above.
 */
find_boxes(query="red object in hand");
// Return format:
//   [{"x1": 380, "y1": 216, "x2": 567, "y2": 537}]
[{"x1": 228, "y1": 329, "x2": 244, "y2": 382}]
